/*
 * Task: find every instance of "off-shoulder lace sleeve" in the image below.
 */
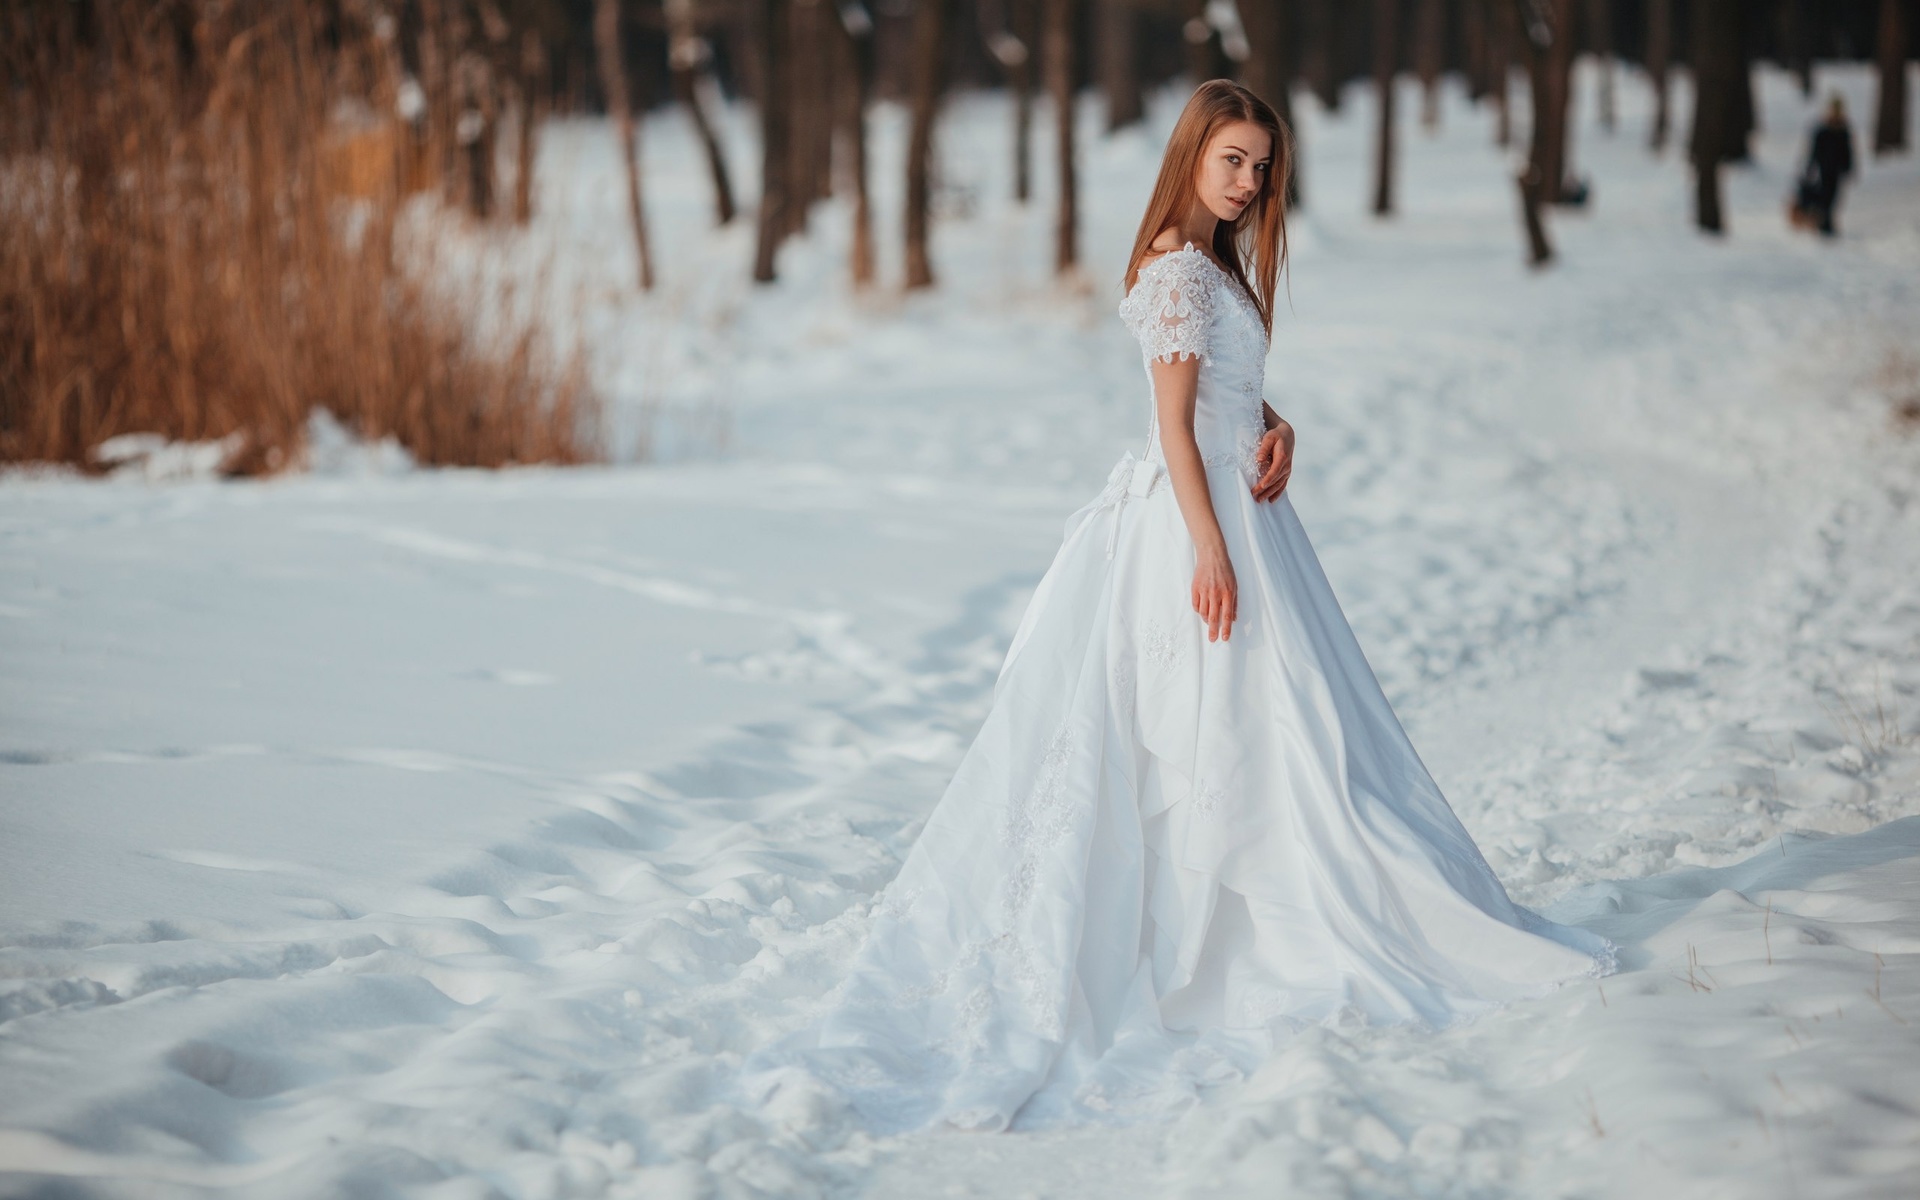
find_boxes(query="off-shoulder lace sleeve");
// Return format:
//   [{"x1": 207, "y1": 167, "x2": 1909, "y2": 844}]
[{"x1": 1119, "y1": 246, "x2": 1215, "y2": 365}]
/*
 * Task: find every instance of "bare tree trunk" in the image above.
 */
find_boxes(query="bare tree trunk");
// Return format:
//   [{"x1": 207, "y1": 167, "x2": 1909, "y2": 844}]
[
  {"x1": 1046, "y1": 0, "x2": 1078, "y2": 272},
  {"x1": 783, "y1": 0, "x2": 822, "y2": 238},
  {"x1": 836, "y1": 1, "x2": 876, "y2": 286},
  {"x1": 1875, "y1": 0, "x2": 1910, "y2": 154},
  {"x1": 1372, "y1": 0, "x2": 1399, "y2": 215},
  {"x1": 1100, "y1": 0, "x2": 1143, "y2": 130},
  {"x1": 466, "y1": 5, "x2": 513, "y2": 221},
  {"x1": 1729, "y1": 4, "x2": 1756, "y2": 161},
  {"x1": 1238, "y1": 0, "x2": 1280, "y2": 111},
  {"x1": 1237, "y1": 0, "x2": 1302, "y2": 207},
  {"x1": 904, "y1": 0, "x2": 946, "y2": 289},
  {"x1": 735, "y1": 0, "x2": 768, "y2": 105},
  {"x1": 1517, "y1": 0, "x2": 1574, "y2": 201},
  {"x1": 1416, "y1": 0, "x2": 1444, "y2": 132},
  {"x1": 1010, "y1": 0, "x2": 1038, "y2": 202},
  {"x1": 459, "y1": 53, "x2": 498, "y2": 219},
  {"x1": 1491, "y1": 0, "x2": 1513, "y2": 145},
  {"x1": 594, "y1": 0, "x2": 655, "y2": 289},
  {"x1": 1688, "y1": 0, "x2": 1734, "y2": 233},
  {"x1": 1464, "y1": 0, "x2": 1491, "y2": 102},
  {"x1": 1517, "y1": 167, "x2": 1552, "y2": 264},
  {"x1": 752, "y1": 0, "x2": 791, "y2": 282},
  {"x1": 1302, "y1": 0, "x2": 1338, "y2": 111},
  {"x1": 786, "y1": 8, "x2": 812, "y2": 230},
  {"x1": 513, "y1": 28, "x2": 544, "y2": 224},
  {"x1": 1513, "y1": 0, "x2": 1554, "y2": 259},
  {"x1": 1184, "y1": 0, "x2": 1215, "y2": 83},
  {"x1": 806, "y1": 2, "x2": 836, "y2": 209},
  {"x1": 1647, "y1": 0, "x2": 1671, "y2": 152},
  {"x1": 447, "y1": 8, "x2": 485, "y2": 216},
  {"x1": 370, "y1": 8, "x2": 414, "y2": 208},
  {"x1": 1542, "y1": 0, "x2": 1574, "y2": 199},
  {"x1": 667, "y1": 0, "x2": 737, "y2": 225},
  {"x1": 1781, "y1": 0, "x2": 1813, "y2": 98},
  {"x1": 511, "y1": 97, "x2": 535, "y2": 222},
  {"x1": 1585, "y1": 0, "x2": 1615, "y2": 132},
  {"x1": 418, "y1": 0, "x2": 456, "y2": 196}
]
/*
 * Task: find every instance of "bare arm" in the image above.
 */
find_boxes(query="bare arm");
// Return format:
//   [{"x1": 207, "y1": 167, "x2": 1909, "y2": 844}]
[{"x1": 1149, "y1": 354, "x2": 1237, "y2": 642}]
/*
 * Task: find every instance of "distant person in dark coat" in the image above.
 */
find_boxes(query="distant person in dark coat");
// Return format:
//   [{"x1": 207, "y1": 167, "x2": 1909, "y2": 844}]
[{"x1": 1798, "y1": 95, "x2": 1856, "y2": 237}]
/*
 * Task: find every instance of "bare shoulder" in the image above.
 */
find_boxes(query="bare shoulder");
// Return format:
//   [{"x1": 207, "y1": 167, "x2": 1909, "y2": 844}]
[{"x1": 1139, "y1": 231, "x2": 1195, "y2": 263}]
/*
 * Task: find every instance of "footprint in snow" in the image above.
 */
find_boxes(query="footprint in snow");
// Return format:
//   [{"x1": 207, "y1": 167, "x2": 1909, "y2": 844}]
[{"x1": 470, "y1": 668, "x2": 558, "y2": 686}]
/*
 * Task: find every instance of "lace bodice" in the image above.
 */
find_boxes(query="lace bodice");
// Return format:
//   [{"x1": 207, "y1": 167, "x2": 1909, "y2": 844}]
[{"x1": 1118, "y1": 244, "x2": 1271, "y2": 475}]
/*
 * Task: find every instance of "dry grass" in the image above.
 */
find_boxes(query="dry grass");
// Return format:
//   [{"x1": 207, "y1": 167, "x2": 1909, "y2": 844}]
[
  {"x1": 0, "y1": 1, "x2": 597, "y2": 474},
  {"x1": 1818, "y1": 665, "x2": 1913, "y2": 762}
]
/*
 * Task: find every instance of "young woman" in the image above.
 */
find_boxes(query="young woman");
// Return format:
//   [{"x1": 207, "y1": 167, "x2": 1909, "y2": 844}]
[{"x1": 749, "y1": 80, "x2": 1616, "y2": 1133}]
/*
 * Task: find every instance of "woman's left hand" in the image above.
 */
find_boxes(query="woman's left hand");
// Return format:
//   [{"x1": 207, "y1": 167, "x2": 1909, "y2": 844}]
[{"x1": 1252, "y1": 420, "x2": 1294, "y2": 502}]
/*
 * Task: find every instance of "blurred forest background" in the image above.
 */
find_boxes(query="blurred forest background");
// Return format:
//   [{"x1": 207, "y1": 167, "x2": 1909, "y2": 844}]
[{"x1": 2, "y1": 0, "x2": 1914, "y2": 473}]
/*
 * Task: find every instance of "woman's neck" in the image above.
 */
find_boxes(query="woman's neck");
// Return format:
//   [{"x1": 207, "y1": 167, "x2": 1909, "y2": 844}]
[{"x1": 1168, "y1": 199, "x2": 1218, "y2": 251}]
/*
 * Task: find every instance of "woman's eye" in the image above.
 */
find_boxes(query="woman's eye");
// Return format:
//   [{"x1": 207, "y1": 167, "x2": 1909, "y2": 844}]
[{"x1": 1225, "y1": 155, "x2": 1240, "y2": 165}]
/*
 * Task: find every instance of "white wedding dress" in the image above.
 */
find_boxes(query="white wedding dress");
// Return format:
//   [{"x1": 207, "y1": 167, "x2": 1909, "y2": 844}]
[{"x1": 746, "y1": 244, "x2": 1617, "y2": 1133}]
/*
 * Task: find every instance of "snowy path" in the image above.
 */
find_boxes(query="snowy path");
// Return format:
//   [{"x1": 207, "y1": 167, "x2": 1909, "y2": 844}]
[{"x1": 4, "y1": 68, "x2": 1920, "y2": 1199}]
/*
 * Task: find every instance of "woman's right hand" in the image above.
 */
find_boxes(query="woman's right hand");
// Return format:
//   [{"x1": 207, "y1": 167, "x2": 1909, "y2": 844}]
[
  {"x1": 1192, "y1": 544, "x2": 1238, "y2": 642},
  {"x1": 1252, "y1": 420, "x2": 1294, "y2": 502}
]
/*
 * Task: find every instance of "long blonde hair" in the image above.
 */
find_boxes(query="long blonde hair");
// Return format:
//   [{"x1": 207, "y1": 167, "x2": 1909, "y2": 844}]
[{"x1": 1124, "y1": 80, "x2": 1292, "y2": 338}]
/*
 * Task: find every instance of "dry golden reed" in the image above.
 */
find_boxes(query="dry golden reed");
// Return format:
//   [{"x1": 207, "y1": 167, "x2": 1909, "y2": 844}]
[{"x1": 0, "y1": 1, "x2": 597, "y2": 474}]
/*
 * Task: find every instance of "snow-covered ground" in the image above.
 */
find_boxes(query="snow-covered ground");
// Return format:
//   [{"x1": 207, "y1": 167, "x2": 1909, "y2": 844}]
[{"x1": 4, "y1": 64, "x2": 1920, "y2": 1199}]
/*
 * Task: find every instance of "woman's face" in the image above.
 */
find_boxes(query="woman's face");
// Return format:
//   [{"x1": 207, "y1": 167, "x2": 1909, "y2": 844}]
[{"x1": 1193, "y1": 120, "x2": 1273, "y2": 224}]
